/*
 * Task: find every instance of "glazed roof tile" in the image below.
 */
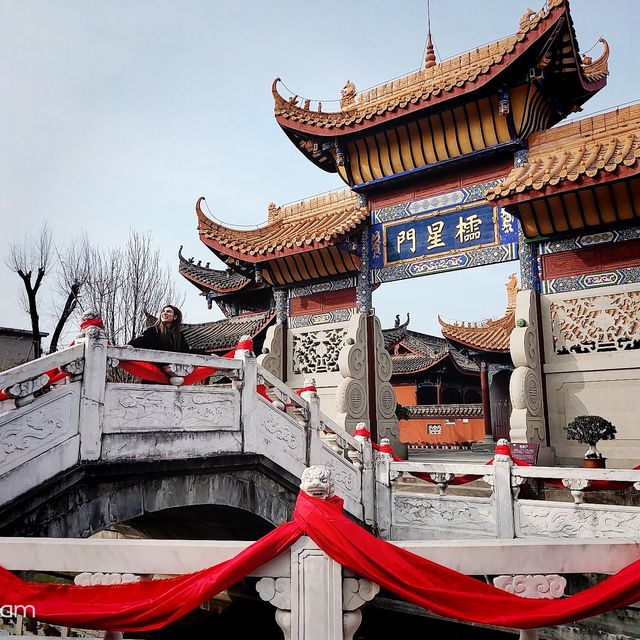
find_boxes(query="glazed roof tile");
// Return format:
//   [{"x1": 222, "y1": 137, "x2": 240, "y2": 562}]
[
  {"x1": 197, "y1": 190, "x2": 367, "y2": 261},
  {"x1": 182, "y1": 310, "x2": 276, "y2": 352},
  {"x1": 383, "y1": 324, "x2": 477, "y2": 375},
  {"x1": 273, "y1": 0, "x2": 608, "y2": 133},
  {"x1": 178, "y1": 247, "x2": 251, "y2": 294},
  {"x1": 438, "y1": 276, "x2": 517, "y2": 353},
  {"x1": 486, "y1": 103, "x2": 640, "y2": 202}
]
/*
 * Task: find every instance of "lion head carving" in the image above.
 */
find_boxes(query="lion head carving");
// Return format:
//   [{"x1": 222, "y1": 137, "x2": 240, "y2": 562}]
[{"x1": 300, "y1": 465, "x2": 335, "y2": 499}]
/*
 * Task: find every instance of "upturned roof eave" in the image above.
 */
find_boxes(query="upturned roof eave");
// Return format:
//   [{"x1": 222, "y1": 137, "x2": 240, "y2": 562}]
[{"x1": 273, "y1": 1, "x2": 590, "y2": 139}]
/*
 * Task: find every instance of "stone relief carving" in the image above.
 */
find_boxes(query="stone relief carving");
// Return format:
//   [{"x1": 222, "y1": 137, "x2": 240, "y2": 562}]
[
  {"x1": 104, "y1": 387, "x2": 238, "y2": 432},
  {"x1": 393, "y1": 495, "x2": 495, "y2": 534},
  {"x1": 550, "y1": 290, "x2": 640, "y2": 354},
  {"x1": 372, "y1": 316, "x2": 400, "y2": 446},
  {"x1": 493, "y1": 574, "x2": 566, "y2": 599},
  {"x1": 516, "y1": 503, "x2": 640, "y2": 538},
  {"x1": 257, "y1": 323, "x2": 283, "y2": 379},
  {"x1": 254, "y1": 401, "x2": 305, "y2": 463},
  {"x1": 509, "y1": 290, "x2": 546, "y2": 444},
  {"x1": 292, "y1": 328, "x2": 347, "y2": 374},
  {"x1": 336, "y1": 379, "x2": 367, "y2": 419},
  {"x1": 0, "y1": 389, "x2": 76, "y2": 474},
  {"x1": 261, "y1": 413, "x2": 299, "y2": 451}
]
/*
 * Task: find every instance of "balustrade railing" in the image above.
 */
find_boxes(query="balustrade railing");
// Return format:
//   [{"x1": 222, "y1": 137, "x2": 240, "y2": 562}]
[{"x1": 376, "y1": 458, "x2": 640, "y2": 540}]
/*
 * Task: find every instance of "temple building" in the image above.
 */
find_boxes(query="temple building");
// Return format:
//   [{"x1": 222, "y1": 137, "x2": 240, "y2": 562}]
[
  {"x1": 176, "y1": 0, "x2": 640, "y2": 467},
  {"x1": 385, "y1": 279, "x2": 516, "y2": 448}
]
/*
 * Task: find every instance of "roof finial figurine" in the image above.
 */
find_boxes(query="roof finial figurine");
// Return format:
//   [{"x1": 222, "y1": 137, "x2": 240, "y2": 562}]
[
  {"x1": 340, "y1": 80, "x2": 356, "y2": 110},
  {"x1": 394, "y1": 314, "x2": 400, "y2": 328},
  {"x1": 424, "y1": 0, "x2": 437, "y2": 69}
]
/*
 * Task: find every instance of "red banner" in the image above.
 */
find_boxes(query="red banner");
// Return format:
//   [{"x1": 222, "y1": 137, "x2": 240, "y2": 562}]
[{"x1": 2, "y1": 492, "x2": 640, "y2": 632}]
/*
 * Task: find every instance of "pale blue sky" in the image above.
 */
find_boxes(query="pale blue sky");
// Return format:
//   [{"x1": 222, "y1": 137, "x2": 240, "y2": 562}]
[{"x1": 1, "y1": 1, "x2": 637, "y2": 338}]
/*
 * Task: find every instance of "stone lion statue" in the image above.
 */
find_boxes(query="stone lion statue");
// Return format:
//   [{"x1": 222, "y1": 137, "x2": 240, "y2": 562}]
[{"x1": 300, "y1": 465, "x2": 335, "y2": 499}]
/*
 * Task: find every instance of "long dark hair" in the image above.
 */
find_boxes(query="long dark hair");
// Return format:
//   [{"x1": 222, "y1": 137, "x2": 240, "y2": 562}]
[{"x1": 154, "y1": 305, "x2": 183, "y2": 348}]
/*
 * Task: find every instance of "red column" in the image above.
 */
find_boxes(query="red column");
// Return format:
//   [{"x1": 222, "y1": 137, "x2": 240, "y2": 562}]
[{"x1": 480, "y1": 361, "x2": 493, "y2": 442}]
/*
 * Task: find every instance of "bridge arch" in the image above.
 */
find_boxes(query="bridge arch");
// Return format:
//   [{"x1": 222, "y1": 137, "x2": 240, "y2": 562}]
[{"x1": 0, "y1": 456, "x2": 299, "y2": 538}]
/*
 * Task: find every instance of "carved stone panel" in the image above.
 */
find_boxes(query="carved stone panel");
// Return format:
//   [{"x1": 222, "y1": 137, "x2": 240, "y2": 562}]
[
  {"x1": 103, "y1": 385, "x2": 239, "y2": 432},
  {"x1": 253, "y1": 400, "x2": 306, "y2": 474},
  {"x1": 549, "y1": 289, "x2": 640, "y2": 355},
  {"x1": 0, "y1": 386, "x2": 80, "y2": 476},
  {"x1": 516, "y1": 501, "x2": 640, "y2": 538},
  {"x1": 312, "y1": 445, "x2": 361, "y2": 501},
  {"x1": 291, "y1": 328, "x2": 348, "y2": 375},
  {"x1": 393, "y1": 494, "x2": 496, "y2": 536}
]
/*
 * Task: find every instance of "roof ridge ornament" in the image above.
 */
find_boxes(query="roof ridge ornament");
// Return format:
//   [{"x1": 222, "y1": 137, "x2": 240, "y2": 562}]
[{"x1": 340, "y1": 80, "x2": 356, "y2": 111}]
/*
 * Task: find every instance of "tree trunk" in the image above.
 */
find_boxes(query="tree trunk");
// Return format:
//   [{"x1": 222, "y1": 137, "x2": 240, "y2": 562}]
[{"x1": 49, "y1": 283, "x2": 81, "y2": 352}]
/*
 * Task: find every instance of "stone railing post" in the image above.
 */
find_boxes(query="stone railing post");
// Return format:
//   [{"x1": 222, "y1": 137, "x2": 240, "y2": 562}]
[
  {"x1": 307, "y1": 393, "x2": 321, "y2": 467},
  {"x1": 374, "y1": 455, "x2": 392, "y2": 539},
  {"x1": 239, "y1": 353, "x2": 258, "y2": 453},
  {"x1": 78, "y1": 328, "x2": 108, "y2": 461},
  {"x1": 491, "y1": 457, "x2": 516, "y2": 539},
  {"x1": 360, "y1": 439, "x2": 375, "y2": 527}
]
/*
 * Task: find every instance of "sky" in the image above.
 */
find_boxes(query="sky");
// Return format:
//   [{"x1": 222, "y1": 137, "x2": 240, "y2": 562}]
[{"x1": 0, "y1": 0, "x2": 638, "y2": 342}]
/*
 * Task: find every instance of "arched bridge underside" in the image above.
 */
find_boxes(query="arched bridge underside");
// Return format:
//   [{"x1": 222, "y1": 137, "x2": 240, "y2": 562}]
[{"x1": 0, "y1": 454, "x2": 300, "y2": 538}]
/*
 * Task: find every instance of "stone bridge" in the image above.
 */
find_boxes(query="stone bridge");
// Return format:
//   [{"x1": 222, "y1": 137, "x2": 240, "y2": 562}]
[{"x1": 0, "y1": 330, "x2": 373, "y2": 536}]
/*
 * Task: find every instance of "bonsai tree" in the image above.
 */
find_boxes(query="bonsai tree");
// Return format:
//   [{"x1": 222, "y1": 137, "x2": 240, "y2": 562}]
[{"x1": 564, "y1": 415, "x2": 617, "y2": 459}]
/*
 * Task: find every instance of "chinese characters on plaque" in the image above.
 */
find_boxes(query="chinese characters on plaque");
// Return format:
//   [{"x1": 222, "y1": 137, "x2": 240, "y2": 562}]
[{"x1": 387, "y1": 205, "x2": 498, "y2": 265}]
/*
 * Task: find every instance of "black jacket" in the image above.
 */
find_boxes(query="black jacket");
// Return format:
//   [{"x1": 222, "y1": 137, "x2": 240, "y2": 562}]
[{"x1": 128, "y1": 326, "x2": 192, "y2": 354}]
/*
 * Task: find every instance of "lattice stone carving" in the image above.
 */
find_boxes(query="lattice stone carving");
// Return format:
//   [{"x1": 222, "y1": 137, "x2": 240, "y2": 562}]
[
  {"x1": 292, "y1": 328, "x2": 347, "y2": 374},
  {"x1": 550, "y1": 290, "x2": 640, "y2": 354}
]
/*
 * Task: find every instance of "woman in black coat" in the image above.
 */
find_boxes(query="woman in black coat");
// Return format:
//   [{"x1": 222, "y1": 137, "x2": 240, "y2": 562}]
[
  {"x1": 129, "y1": 305, "x2": 192, "y2": 353},
  {"x1": 128, "y1": 305, "x2": 194, "y2": 384}
]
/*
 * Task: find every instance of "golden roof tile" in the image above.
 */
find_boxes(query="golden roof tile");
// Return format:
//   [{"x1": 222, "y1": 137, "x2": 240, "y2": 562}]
[
  {"x1": 486, "y1": 103, "x2": 640, "y2": 201},
  {"x1": 273, "y1": 0, "x2": 603, "y2": 133},
  {"x1": 438, "y1": 275, "x2": 518, "y2": 353},
  {"x1": 197, "y1": 189, "x2": 368, "y2": 261}
]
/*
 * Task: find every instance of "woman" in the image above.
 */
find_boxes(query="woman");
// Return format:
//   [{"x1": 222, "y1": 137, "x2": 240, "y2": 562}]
[
  {"x1": 128, "y1": 305, "x2": 192, "y2": 353},
  {"x1": 128, "y1": 305, "x2": 194, "y2": 385}
]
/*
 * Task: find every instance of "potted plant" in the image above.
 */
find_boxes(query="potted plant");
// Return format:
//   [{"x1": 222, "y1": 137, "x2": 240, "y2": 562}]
[{"x1": 564, "y1": 415, "x2": 617, "y2": 468}]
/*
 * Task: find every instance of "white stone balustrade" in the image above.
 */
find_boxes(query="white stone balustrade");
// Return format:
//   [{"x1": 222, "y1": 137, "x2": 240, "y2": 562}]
[{"x1": 378, "y1": 459, "x2": 640, "y2": 541}]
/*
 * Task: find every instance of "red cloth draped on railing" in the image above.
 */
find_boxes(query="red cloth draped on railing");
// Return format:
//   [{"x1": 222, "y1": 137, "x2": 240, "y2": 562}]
[
  {"x1": 2, "y1": 491, "x2": 640, "y2": 632},
  {"x1": 542, "y1": 465, "x2": 640, "y2": 491},
  {"x1": 371, "y1": 440, "x2": 530, "y2": 485},
  {"x1": 117, "y1": 338, "x2": 254, "y2": 386}
]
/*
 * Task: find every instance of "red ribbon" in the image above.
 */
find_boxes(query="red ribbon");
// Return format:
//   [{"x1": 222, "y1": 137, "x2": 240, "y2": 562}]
[
  {"x1": 2, "y1": 491, "x2": 640, "y2": 632},
  {"x1": 79, "y1": 319, "x2": 104, "y2": 330},
  {"x1": 296, "y1": 385, "x2": 317, "y2": 395}
]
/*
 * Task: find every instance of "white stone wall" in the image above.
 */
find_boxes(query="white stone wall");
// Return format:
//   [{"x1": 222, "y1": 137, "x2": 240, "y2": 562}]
[{"x1": 541, "y1": 283, "x2": 640, "y2": 466}]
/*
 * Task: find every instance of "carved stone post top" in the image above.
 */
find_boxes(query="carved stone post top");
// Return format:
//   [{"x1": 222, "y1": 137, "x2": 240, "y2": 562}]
[{"x1": 300, "y1": 465, "x2": 335, "y2": 498}]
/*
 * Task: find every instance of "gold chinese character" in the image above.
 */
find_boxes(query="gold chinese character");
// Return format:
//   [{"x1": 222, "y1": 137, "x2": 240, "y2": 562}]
[
  {"x1": 426, "y1": 221, "x2": 446, "y2": 250},
  {"x1": 501, "y1": 209, "x2": 514, "y2": 234},
  {"x1": 455, "y1": 214, "x2": 482, "y2": 243},
  {"x1": 397, "y1": 228, "x2": 416, "y2": 254}
]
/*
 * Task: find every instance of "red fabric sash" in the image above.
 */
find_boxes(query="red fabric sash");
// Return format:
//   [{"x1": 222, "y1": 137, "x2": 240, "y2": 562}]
[
  {"x1": 117, "y1": 361, "x2": 218, "y2": 386},
  {"x1": 2, "y1": 493, "x2": 640, "y2": 631}
]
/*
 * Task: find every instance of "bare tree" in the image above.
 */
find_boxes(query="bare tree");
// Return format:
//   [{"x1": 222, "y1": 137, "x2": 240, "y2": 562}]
[
  {"x1": 49, "y1": 236, "x2": 92, "y2": 352},
  {"x1": 79, "y1": 230, "x2": 184, "y2": 346},
  {"x1": 5, "y1": 225, "x2": 53, "y2": 359}
]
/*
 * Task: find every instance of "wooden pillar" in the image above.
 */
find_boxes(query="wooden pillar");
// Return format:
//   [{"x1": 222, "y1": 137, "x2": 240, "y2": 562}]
[
  {"x1": 436, "y1": 375, "x2": 442, "y2": 404},
  {"x1": 480, "y1": 361, "x2": 493, "y2": 443}
]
